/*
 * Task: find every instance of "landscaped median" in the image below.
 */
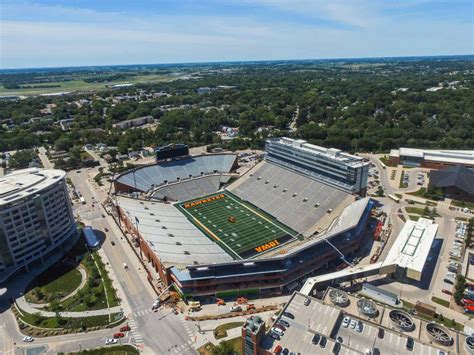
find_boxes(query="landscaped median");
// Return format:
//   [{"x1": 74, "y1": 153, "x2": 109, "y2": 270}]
[
  {"x1": 59, "y1": 344, "x2": 139, "y2": 355},
  {"x1": 14, "y1": 235, "x2": 124, "y2": 336}
]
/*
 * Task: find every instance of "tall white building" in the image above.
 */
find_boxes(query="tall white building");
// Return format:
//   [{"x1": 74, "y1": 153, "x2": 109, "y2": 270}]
[
  {"x1": 265, "y1": 137, "x2": 370, "y2": 194},
  {"x1": 0, "y1": 168, "x2": 77, "y2": 282}
]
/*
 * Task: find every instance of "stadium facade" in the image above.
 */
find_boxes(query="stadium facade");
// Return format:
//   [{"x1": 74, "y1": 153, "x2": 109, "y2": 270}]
[
  {"x1": 0, "y1": 168, "x2": 77, "y2": 282},
  {"x1": 113, "y1": 140, "x2": 373, "y2": 299},
  {"x1": 389, "y1": 147, "x2": 474, "y2": 169}
]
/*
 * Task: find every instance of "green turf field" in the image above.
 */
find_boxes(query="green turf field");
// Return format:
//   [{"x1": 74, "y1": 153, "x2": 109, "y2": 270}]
[{"x1": 177, "y1": 192, "x2": 297, "y2": 259}]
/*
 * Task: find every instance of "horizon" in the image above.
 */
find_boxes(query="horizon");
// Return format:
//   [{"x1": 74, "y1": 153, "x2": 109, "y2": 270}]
[
  {"x1": 1, "y1": 53, "x2": 473, "y2": 72},
  {"x1": 1, "y1": 0, "x2": 472, "y2": 69}
]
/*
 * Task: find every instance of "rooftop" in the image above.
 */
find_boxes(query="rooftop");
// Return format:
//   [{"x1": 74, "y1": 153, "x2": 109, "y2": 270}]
[
  {"x1": 267, "y1": 137, "x2": 368, "y2": 168},
  {"x1": 382, "y1": 218, "x2": 438, "y2": 281},
  {"x1": 260, "y1": 290, "x2": 455, "y2": 355},
  {"x1": 390, "y1": 147, "x2": 474, "y2": 165},
  {"x1": 0, "y1": 168, "x2": 66, "y2": 206}
]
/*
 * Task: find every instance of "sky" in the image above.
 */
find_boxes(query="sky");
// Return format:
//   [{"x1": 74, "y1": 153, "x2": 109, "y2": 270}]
[{"x1": 1, "y1": 0, "x2": 473, "y2": 69}]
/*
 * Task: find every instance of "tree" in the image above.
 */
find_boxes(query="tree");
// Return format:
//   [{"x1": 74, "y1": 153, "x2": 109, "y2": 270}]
[
  {"x1": 212, "y1": 340, "x2": 236, "y2": 355},
  {"x1": 9, "y1": 149, "x2": 36, "y2": 169}
]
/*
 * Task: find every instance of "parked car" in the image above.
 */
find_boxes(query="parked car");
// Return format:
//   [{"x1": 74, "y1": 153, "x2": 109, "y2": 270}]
[
  {"x1": 105, "y1": 338, "x2": 118, "y2": 345},
  {"x1": 304, "y1": 298, "x2": 311, "y2": 306},
  {"x1": 278, "y1": 319, "x2": 290, "y2": 327},
  {"x1": 356, "y1": 321, "x2": 364, "y2": 333},
  {"x1": 319, "y1": 336, "x2": 327, "y2": 348},
  {"x1": 406, "y1": 337, "x2": 414, "y2": 351},
  {"x1": 120, "y1": 324, "x2": 131, "y2": 332},
  {"x1": 332, "y1": 342, "x2": 341, "y2": 354},
  {"x1": 274, "y1": 324, "x2": 286, "y2": 331},
  {"x1": 230, "y1": 305, "x2": 242, "y2": 312},
  {"x1": 342, "y1": 316, "x2": 350, "y2": 328},
  {"x1": 311, "y1": 333, "x2": 321, "y2": 345},
  {"x1": 269, "y1": 332, "x2": 280, "y2": 340},
  {"x1": 377, "y1": 328, "x2": 384, "y2": 339},
  {"x1": 350, "y1": 319, "x2": 357, "y2": 329},
  {"x1": 272, "y1": 327, "x2": 284, "y2": 336},
  {"x1": 442, "y1": 289, "x2": 453, "y2": 295},
  {"x1": 22, "y1": 336, "x2": 34, "y2": 342},
  {"x1": 283, "y1": 311, "x2": 295, "y2": 319}
]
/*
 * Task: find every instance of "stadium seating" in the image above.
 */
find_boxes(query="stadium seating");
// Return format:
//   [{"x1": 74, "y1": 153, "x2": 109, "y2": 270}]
[
  {"x1": 228, "y1": 162, "x2": 350, "y2": 235},
  {"x1": 117, "y1": 196, "x2": 233, "y2": 265},
  {"x1": 116, "y1": 154, "x2": 236, "y2": 192},
  {"x1": 152, "y1": 175, "x2": 221, "y2": 201}
]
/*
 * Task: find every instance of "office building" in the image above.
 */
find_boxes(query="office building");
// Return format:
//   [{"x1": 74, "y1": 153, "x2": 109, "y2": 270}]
[
  {"x1": 0, "y1": 168, "x2": 77, "y2": 282},
  {"x1": 265, "y1": 137, "x2": 370, "y2": 195}
]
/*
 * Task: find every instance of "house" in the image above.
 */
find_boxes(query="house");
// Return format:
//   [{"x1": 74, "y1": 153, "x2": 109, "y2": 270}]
[
  {"x1": 59, "y1": 119, "x2": 74, "y2": 131},
  {"x1": 112, "y1": 116, "x2": 155, "y2": 129}
]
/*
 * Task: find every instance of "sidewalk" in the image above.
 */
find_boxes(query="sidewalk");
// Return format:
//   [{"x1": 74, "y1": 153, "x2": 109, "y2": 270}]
[{"x1": 16, "y1": 296, "x2": 122, "y2": 318}]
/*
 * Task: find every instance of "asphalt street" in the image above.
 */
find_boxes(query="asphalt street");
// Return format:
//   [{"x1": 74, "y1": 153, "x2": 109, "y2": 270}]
[{"x1": 0, "y1": 163, "x2": 196, "y2": 355}]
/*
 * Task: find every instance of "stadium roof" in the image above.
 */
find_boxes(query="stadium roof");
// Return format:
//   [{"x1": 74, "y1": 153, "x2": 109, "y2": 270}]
[
  {"x1": 115, "y1": 154, "x2": 237, "y2": 192},
  {"x1": 429, "y1": 165, "x2": 474, "y2": 195},
  {"x1": 382, "y1": 218, "x2": 438, "y2": 281},
  {"x1": 0, "y1": 168, "x2": 65, "y2": 205},
  {"x1": 116, "y1": 196, "x2": 233, "y2": 265},
  {"x1": 390, "y1": 147, "x2": 474, "y2": 166}
]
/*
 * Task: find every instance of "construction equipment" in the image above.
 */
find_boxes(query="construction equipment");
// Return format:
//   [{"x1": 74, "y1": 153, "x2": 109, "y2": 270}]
[
  {"x1": 216, "y1": 298, "x2": 226, "y2": 306},
  {"x1": 189, "y1": 301, "x2": 201, "y2": 312},
  {"x1": 237, "y1": 297, "x2": 248, "y2": 304}
]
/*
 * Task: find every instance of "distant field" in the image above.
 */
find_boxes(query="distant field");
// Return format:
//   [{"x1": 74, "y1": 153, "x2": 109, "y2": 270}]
[
  {"x1": 177, "y1": 192, "x2": 297, "y2": 259},
  {"x1": 0, "y1": 74, "x2": 179, "y2": 96}
]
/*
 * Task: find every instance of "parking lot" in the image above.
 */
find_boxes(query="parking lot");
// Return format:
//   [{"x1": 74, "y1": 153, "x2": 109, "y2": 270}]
[{"x1": 336, "y1": 316, "x2": 441, "y2": 355}]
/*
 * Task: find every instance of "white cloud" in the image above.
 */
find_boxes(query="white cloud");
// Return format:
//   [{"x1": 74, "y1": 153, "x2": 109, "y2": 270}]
[{"x1": 0, "y1": 0, "x2": 472, "y2": 68}]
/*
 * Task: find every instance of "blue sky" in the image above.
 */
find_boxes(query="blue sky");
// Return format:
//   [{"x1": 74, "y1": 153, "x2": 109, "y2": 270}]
[{"x1": 1, "y1": 0, "x2": 472, "y2": 68}]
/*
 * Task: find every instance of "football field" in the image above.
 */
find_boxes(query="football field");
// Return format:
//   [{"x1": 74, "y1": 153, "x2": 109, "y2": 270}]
[{"x1": 177, "y1": 192, "x2": 297, "y2": 259}]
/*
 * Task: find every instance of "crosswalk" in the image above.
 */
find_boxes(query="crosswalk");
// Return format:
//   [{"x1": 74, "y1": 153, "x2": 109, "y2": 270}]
[
  {"x1": 133, "y1": 308, "x2": 152, "y2": 318},
  {"x1": 170, "y1": 339, "x2": 195, "y2": 354},
  {"x1": 128, "y1": 318, "x2": 144, "y2": 344},
  {"x1": 179, "y1": 315, "x2": 195, "y2": 338}
]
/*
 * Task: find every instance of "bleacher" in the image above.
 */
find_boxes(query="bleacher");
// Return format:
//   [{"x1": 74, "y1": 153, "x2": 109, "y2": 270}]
[
  {"x1": 116, "y1": 154, "x2": 236, "y2": 192},
  {"x1": 152, "y1": 175, "x2": 222, "y2": 201},
  {"x1": 117, "y1": 196, "x2": 233, "y2": 265},
  {"x1": 228, "y1": 162, "x2": 351, "y2": 235}
]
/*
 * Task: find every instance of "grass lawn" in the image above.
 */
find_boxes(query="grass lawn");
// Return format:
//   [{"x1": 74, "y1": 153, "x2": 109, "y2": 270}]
[
  {"x1": 36, "y1": 237, "x2": 119, "y2": 312},
  {"x1": 214, "y1": 322, "x2": 243, "y2": 339},
  {"x1": 0, "y1": 74, "x2": 176, "y2": 96},
  {"x1": 399, "y1": 170, "x2": 408, "y2": 188},
  {"x1": 16, "y1": 304, "x2": 122, "y2": 330},
  {"x1": 65, "y1": 345, "x2": 138, "y2": 355},
  {"x1": 431, "y1": 296, "x2": 450, "y2": 308},
  {"x1": 178, "y1": 192, "x2": 297, "y2": 259},
  {"x1": 379, "y1": 156, "x2": 397, "y2": 167},
  {"x1": 25, "y1": 263, "x2": 83, "y2": 304},
  {"x1": 451, "y1": 199, "x2": 474, "y2": 210},
  {"x1": 405, "y1": 206, "x2": 440, "y2": 219},
  {"x1": 197, "y1": 337, "x2": 242, "y2": 355}
]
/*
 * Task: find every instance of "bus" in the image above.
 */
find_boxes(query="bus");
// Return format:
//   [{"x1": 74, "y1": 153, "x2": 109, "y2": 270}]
[{"x1": 388, "y1": 194, "x2": 400, "y2": 203}]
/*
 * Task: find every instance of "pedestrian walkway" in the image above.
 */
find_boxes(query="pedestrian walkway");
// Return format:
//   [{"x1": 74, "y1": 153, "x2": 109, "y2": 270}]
[
  {"x1": 127, "y1": 317, "x2": 143, "y2": 344},
  {"x1": 16, "y1": 295, "x2": 122, "y2": 318}
]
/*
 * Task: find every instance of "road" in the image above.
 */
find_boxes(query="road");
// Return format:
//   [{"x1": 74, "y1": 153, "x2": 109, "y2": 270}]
[
  {"x1": 0, "y1": 166, "x2": 195, "y2": 355},
  {"x1": 68, "y1": 169, "x2": 195, "y2": 354}
]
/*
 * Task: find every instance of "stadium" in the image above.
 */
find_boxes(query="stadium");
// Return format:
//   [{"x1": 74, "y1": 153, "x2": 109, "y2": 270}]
[{"x1": 113, "y1": 138, "x2": 374, "y2": 299}]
